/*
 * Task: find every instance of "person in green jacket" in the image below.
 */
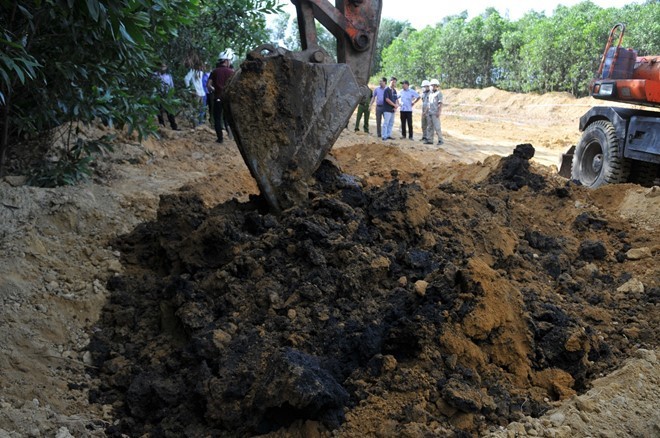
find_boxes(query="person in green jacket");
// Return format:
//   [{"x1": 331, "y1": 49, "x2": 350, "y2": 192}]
[{"x1": 355, "y1": 86, "x2": 373, "y2": 134}]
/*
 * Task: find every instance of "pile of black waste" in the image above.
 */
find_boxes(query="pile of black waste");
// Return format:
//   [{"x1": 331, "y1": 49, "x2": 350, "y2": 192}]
[{"x1": 89, "y1": 146, "x2": 635, "y2": 437}]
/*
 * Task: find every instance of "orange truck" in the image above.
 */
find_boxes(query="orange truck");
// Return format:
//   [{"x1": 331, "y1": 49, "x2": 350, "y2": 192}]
[{"x1": 560, "y1": 24, "x2": 660, "y2": 187}]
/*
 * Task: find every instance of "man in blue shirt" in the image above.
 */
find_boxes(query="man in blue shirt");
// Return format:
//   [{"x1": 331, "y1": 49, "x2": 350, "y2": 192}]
[
  {"x1": 370, "y1": 77, "x2": 387, "y2": 138},
  {"x1": 202, "y1": 62, "x2": 212, "y2": 124},
  {"x1": 398, "y1": 80, "x2": 420, "y2": 140}
]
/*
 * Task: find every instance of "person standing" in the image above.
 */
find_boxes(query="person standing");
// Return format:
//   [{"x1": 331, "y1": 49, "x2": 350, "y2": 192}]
[
  {"x1": 424, "y1": 78, "x2": 444, "y2": 145},
  {"x1": 184, "y1": 63, "x2": 207, "y2": 126},
  {"x1": 398, "y1": 80, "x2": 420, "y2": 140},
  {"x1": 355, "y1": 86, "x2": 372, "y2": 133},
  {"x1": 382, "y1": 77, "x2": 398, "y2": 141},
  {"x1": 370, "y1": 77, "x2": 387, "y2": 138},
  {"x1": 419, "y1": 80, "x2": 431, "y2": 142},
  {"x1": 202, "y1": 62, "x2": 213, "y2": 124},
  {"x1": 384, "y1": 76, "x2": 398, "y2": 140},
  {"x1": 208, "y1": 51, "x2": 234, "y2": 143},
  {"x1": 156, "y1": 62, "x2": 178, "y2": 130}
]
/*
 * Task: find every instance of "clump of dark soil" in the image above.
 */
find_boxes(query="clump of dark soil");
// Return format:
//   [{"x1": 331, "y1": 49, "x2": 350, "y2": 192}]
[
  {"x1": 488, "y1": 143, "x2": 545, "y2": 191},
  {"x1": 88, "y1": 149, "x2": 657, "y2": 437}
]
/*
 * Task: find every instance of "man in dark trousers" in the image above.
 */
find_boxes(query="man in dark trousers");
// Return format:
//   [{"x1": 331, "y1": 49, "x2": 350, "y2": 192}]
[
  {"x1": 156, "y1": 62, "x2": 179, "y2": 130},
  {"x1": 355, "y1": 86, "x2": 372, "y2": 133},
  {"x1": 207, "y1": 51, "x2": 234, "y2": 143}
]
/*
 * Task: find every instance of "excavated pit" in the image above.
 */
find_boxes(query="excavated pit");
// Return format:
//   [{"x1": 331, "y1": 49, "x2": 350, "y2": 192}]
[{"x1": 88, "y1": 145, "x2": 658, "y2": 437}]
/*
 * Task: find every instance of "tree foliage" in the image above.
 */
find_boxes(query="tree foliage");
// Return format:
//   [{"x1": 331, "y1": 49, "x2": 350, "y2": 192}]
[
  {"x1": 0, "y1": 0, "x2": 280, "y2": 179},
  {"x1": 376, "y1": 1, "x2": 660, "y2": 95},
  {"x1": 371, "y1": 18, "x2": 412, "y2": 74}
]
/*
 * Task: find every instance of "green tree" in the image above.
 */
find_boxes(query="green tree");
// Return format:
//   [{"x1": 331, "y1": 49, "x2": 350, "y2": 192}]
[
  {"x1": 543, "y1": 2, "x2": 614, "y2": 94},
  {"x1": 1, "y1": 0, "x2": 186, "y2": 177},
  {"x1": 372, "y1": 18, "x2": 412, "y2": 76},
  {"x1": 435, "y1": 9, "x2": 507, "y2": 88},
  {"x1": 163, "y1": 0, "x2": 280, "y2": 75},
  {"x1": 379, "y1": 25, "x2": 440, "y2": 86},
  {"x1": 619, "y1": 1, "x2": 660, "y2": 56},
  {"x1": 492, "y1": 1, "x2": 660, "y2": 96},
  {"x1": 473, "y1": 8, "x2": 510, "y2": 87},
  {"x1": 493, "y1": 11, "x2": 544, "y2": 93},
  {"x1": 0, "y1": 0, "x2": 280, "y2": 179},
  {"x1": 379, "y1": 9, "x2": 507, "y2": 89},
  {"x1": 377, "y1": 1, "x2": 657, "y2": 96}
]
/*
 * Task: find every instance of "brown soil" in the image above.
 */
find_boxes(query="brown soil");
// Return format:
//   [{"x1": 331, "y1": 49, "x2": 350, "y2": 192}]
[{"x1": 0, "y1": 87, "x2": 658, "y2": 437}]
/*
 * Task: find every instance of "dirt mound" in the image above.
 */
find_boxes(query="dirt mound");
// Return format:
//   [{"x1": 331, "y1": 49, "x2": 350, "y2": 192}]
[
  {"x1": 88, "y1": 148, "x2": 658, "y2": 436},
  {"x1": 1, "y1": 88, "x2": 657, "y2": 437},
  {"x1": 444, "y1": 87, "x2": 589, "y2": 128}
]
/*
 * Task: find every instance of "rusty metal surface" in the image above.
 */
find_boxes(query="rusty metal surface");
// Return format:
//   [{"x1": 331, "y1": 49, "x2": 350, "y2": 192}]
[
  {"x1": 295, "y1": 0, "x2": 382, "y2": 85},
  {"x1": 225, "y1": 51, "x2": 360, "y2": 211},
  {"x1": 558, "y1": 145, "x2": 575, "y2": 179}
]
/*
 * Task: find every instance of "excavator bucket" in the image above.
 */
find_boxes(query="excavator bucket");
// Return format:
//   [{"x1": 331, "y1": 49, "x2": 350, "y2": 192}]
[
  {"x1": 558, "y1": 145, "x2": 575, "y2": 178},
  {"x1": 225, "y1": 51, "x2": 361, "y2": 212}
]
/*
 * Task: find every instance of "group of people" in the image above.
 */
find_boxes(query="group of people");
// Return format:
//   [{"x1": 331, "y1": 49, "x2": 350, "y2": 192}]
[
  {"x1": 154, "y1": 50, "x2": 235, "y2": 144},
  {"x1": 355, "y1": 76, "x2": 443, "y2": 145},
  {"x1": 156, "y1": 57, "x2": 443, "y2": 147}
]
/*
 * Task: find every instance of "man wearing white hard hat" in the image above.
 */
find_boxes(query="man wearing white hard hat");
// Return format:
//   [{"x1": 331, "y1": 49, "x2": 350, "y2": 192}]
[
  {"x1": 424, "y1": 79, "x2": 444, "y2": 145},
  {"x1": 208, "y1": 50, "x2": 235, "y2": 143},
  {"x1": 419, "y1": 80, "x2": 431, "y2": 142}
]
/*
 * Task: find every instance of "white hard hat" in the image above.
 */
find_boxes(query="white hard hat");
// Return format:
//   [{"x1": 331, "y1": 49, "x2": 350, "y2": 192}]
[
  {"x1": 218, "y1": 48, "x2": 235, "y2": 61},
  {"x1": 421, "y1": 80, "x2": 430, "y2": 87},
  {"x1": 430, "y1": 79, "x2": 440, "y2": 86}
]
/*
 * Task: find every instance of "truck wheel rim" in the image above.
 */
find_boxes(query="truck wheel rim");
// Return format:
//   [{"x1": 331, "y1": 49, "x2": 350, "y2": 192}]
[
  {"x1": 592, "y1": 154, "x2": 603, "y2": 173},
  {"x1": 581, "y1": 141, "x2": 604, "y2": 186}
]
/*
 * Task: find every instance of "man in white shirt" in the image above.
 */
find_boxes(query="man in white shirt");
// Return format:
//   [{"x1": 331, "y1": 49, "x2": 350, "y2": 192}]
[
  {"x1": 397, "y1": 80, "x2": 420, "y2": 140},
  {"x1": 184, "y1": 65, "x2": 207, "y2": 127},
  {"x1": 156, "y1": 63, "x2": 179, "y2": 130}
]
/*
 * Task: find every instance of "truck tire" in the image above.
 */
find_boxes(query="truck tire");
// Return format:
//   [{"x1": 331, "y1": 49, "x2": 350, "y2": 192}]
[
  {"x1": 629, "y1": 160, "x2": 660, "y2": 187},
  {"x1": 571, "y1": 120, "x2": 630, "y2": 188}
]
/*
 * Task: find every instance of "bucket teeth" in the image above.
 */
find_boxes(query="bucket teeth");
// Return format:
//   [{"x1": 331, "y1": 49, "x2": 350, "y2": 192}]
[{"x1": 225, "y1": 54, "x2": 360, "y2": 212}]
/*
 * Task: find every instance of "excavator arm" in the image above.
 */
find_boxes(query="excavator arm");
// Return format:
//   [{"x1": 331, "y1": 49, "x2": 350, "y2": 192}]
[
  {"x1": 294, "y1": 0, "x2": 381, "y2": 85},
  {"x1": 224, "y1": 0, "x2": 382, "y2": 212}
]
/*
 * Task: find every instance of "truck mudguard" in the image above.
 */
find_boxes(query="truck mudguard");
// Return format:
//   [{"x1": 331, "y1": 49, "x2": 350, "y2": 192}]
[{"x1": 579, "y1": 106, "x2": 660, "y2": 163}]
